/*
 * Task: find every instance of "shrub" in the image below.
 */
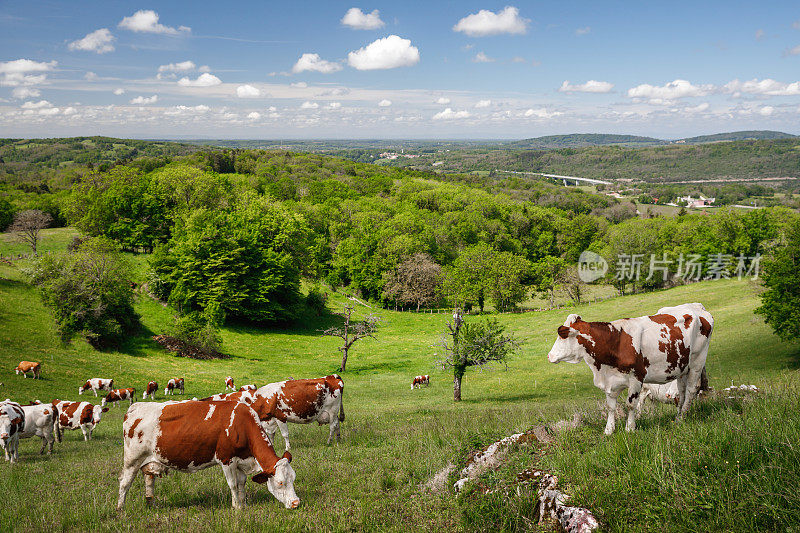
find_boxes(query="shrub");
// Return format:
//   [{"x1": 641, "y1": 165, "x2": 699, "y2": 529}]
[
  {"x1": 168, "y1": 312, "x2": 223, "y2": 357},
  {"x1": 306, "y1": 285, "x2": 329, "y2": 315}
]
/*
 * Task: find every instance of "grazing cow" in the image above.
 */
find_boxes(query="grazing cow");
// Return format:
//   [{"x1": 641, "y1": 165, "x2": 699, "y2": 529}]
[
  {"x1": 164, "y1": 377, "x2": 184, "y2": 396},
  {"x1": 52, "y1": 400, "x2": 108, "y2": 441},
  {"x1": 255, "y1": 375, "x2": 345, "y2": 451},
  {"x1": 117, "y1": 400, "x2": 299, "y2": 511},
  {"x1": 15, "y1": 361, "x2": 41, "y2": 379},
  {"x1": 225, "y1": 377, "x2": 235, "y2": 391},
  {"x1": 79, "y1": 378, "x2": 114, "y2": 397},
  {"x1": 547, "y1": 303, "x2": 713, "y2": 435},
  {"x1": 20, "y1": 401, "x2": 57, "y2": 454},
  {"x1": 239, "y1": 384, "x2": 257, "y2": 392},
  {"x1": 0, "y1": 400, "x2": 25, "y2": 463},
  {"x1": 143, "y1": 381, "x2": 158, "y2": 400},
  {"x1": 411, "y1": 375, "x2": 430, "y2": 389},
  {"x1": 103, "y1": 388, "x2": 136, "y2": 408}
]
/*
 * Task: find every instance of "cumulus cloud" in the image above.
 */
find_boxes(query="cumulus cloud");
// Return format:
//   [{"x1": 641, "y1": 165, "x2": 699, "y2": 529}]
[
  {"x1": 12, "y1": 87, "x2": 40, "y2": 99},
  {"x1": 177, "y1": 73, "x2": 222, "y2": 87},
  {"x1": 68, "y1": 28, "x2": 115, "y2": 54},
  {"x1": 291, "y1": 81, "x2": 308, "y2": 88},
  {"x1": 85, "y1": 71, "x2": 98, "y2": 81},
  {"x1": 524, "y1": 107, "x2": 561, "y2": 119},
  {"x1": 292, "y1": 53, "x2": 342, "y2": 74},
  {"x1": 63, "y1": 106, "x2": 77, "y2": 116},
  {"x1": 130, "y1": 95, "x2": 158, "y2": 104},
  {"x1": 472, "y1": 52, "x2": 495, "y2": 63},
  {"x1": 436, "y1": 97, "x2": 451, "y2": 104},
  {"x1": 113, "y1": 88, "x2": 125, "y2": 95},
  {"x1": 433, "y1": 107, "x2": 470, "y2": 120},
  {"x1": 341, "y1": 8, "x2": 385, "y2": 30},
  {"x1": 559, "y1": 80, "x2": 614, "y2": 93},
  {"x1": 627, "y1": 79, "x2": 713, "y2": 102},
  {"x1": 118, "y1": 10, "x2": 189, "y2": 35},
  {"x1": 21, "y1": 100, "x2": 52, "y2": 109},
  {"x1": 300, "y1": 101, "x2": 319, "y2": 109},
  {"x1": 786, "y1": 45, "x2": 800, "y2": 56},
  {"x1": 685, "y1": 102, "x2": 710, "y2": 113},
  {"x1": 378, "y1": 99, "x2": 392, "y2": 107},
  {"x1": 575, "y1": 26, "x2": 591, "y2": 35},
  {"x1": 724, "y1": 78, "x2": 800, "y2": 97},
  {"x1": 0, "y1": 59, "x2": 57, "y2": 87},
  {"x1": 37, "y1": 107, "x2": 61, "y2": 116},
  {"x1": 759, "y1": 105, "x2": 774, "y2": 116},
  {"x1": 453, "y1": 6, "x2": 529, "y2": 37},
  {"x1": 328, "y1": 102, "x2": 342, "y2": 109},
  {"x1": 164, "y1": 104, "x2": 210, "y2": 115},
  {"x1": 236, "y1": 84, "x2": 261, "y2": 98},
  {"x1": 158, "y1": 60, "x2": 196, "y2": 73},
  {"x1": 347, "y1": 35, "x2": 420, "y2": 70},
  {"x1": 475, "y1": 99, "x2": 492, "y2": 108},
  {"x1": 247, "y1": 111, "x2": 261, "y2": 120}
]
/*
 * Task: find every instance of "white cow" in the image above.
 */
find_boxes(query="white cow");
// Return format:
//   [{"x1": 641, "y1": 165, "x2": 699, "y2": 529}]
[
  {"x1": 79, "y1": 378, "x2": 114, "y2": 397},
  {"x1": 20, "y1": 402, "x2": 58, "y2": 454},
  {"x1": 52, "y1": 400, "x2": 108, "y2": 441},
  {"x1": 0, "y1": 400, "x2": 25, "y2": 463}
]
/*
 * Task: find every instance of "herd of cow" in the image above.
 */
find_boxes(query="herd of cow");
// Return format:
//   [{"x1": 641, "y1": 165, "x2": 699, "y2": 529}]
[{"x1": 0, "y1": 301, "x2": 714, "y2": 515}]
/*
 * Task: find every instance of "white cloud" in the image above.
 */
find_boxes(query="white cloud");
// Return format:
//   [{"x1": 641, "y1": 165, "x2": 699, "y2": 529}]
[
  {"x1": 328, "y1": 102, "x2": 342, "y2": 109},
  {"x1": 725, "y1": 78, "x2": 800, "y2": 96},
  {"x1": 786, "y1": 45, "x2": 800, "y2": 56},
  {"x1": 268, "y1": 106, "x2": 277, "y2": 112},
  {"x1": 164, "y1": 104, "x2": 210, "y2": 115},
  {"x1": 300, "y1": 101, "x2": 319, "y2": 109},
  {"x1": 62, "y1": 106, "x2": 77, "y2": 116},
  {"x1": 177, "y1": 73, "x2": 222, "y2": 87},
  {"x1": 158, "y1": 60, "x2": 196, "y2": 73},
  {"x1": 341, "y1": 8, "x2": 385, "y2": 30},
  {"x1": 113, "y1": 88, "x2": 125, "y2": 95},
  {"x1": 453, "y1": 6, "x2": 529, "y2": 37},
  {"x1": 12, "y1": 87, "x2": 40, "y2": 99},
  {"x1": 559, "y1": 80, "x2": 614, "y2": 93},
  {"x1": 292, "y1": 53, "x2": 342, "y2": 74},
  {"x1": 684, "y1": 102, "x2": 710, "y2": 113},
  {"x1": 84, "y1": 71, "x2": 98, "y2": 81},
  {"x1": 0, "y1": 58, "x2": 57, "y2": 87},
  {"x1": 37, "y1": 107, "x2": 60, "y2": 116},
  {"x1": 524, "y1": 107, "x2": 561, "y2": 119},
  {"x1": 21, "y1": 100, "x2": 52, "y2": 109},
  {"x1": 759, "y1": 105, "x2": 774, "y2": 116},
  {"x1": 236, "y1": 84, "x2": 261, "y2": 98},
  {"x1": 472, "y1": 52, "x2": 495, "y2": 63},
  {"x1": 291, "y1": 81, "x2": 308, "y2": 88},
  {"x1": 575, "y1": 26, "x2": 591, "y2": 35},
  {"x1": 347, "y1": 35, "x2": 420, "y2": 70},
  {"x1": 118, "y1": 10, "x2": 189, "y2": 35},
  {"x1": 68, "y1": 28, "x2": 115, "y2": 54},
  {"x1": 475, "y1": 99, "x2": 492, "y2": 108},
  {"x1": 436, "y1": 97, "x2": 451, "y2": 104},
  {"x1": 130, "y1": 95, "x2": 158, "y2": 104},
  {"x1": 378, "y1": 99, "x2": 392, "y2": 107},
  {"x1": 627, "y1": 79, "x2": 713, "y2": 102},
  {"x1": 511, "y1": 56, "x2": 526, "y2": 63},
  {"x1": 433, "y1": 107, "x2": 470, "y2": 120},
  {"x1": 247, "y1": 111, "x2": 261, "y2": 120},
  {"x1": 198, "y1": 65, "x2": 211, "y2": 73}
]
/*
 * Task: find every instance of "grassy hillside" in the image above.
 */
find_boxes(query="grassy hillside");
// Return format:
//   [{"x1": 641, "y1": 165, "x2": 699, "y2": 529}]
[{"x1": 1, "y1": 231, "x2": 798, "y2": 531}]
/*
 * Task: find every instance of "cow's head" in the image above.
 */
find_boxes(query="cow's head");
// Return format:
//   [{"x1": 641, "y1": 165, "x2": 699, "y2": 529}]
[
  {"x1": 92, "y1": 405, "x2": 108, "y2": 424},
  {"x1": 0, "y1": 409, "x2": 21, "y2": 447},
  {"x1": 548, "y1": 314, "x2": 586, "y2": 364},
  {"x1": 252, "y1": 451, "x2": 299, "y2": 509},
  {"x1": 78, "y1": 381, "x2": 90, "y2": 395}
]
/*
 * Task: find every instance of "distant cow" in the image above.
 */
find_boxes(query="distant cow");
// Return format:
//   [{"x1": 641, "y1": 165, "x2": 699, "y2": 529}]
[
  {"x1": 255, "y1": 375, "x2": 345, "y2": 451},
  {"x1": 411, "y1": 375, "x2": 430, "y2": 389},
  {"x1": 117, "y1": 400, "x2": 299, "y2": 511},
  {"x1": 52, "y1": 400, "x2": 108, "y2": 441},
  {"x1": 79, "y1": 378, "x2": 114, "y2": 397},
  {"x1": 20, "y1": 401, "x2": 57, "y2": 454},
  {"x1": 15, "y1": 361, "x2": 41, "y2": 379},
  {"x1": 0, "y1": 400, "x2": 24, "y2": 463},
  {"x1": 143, "y1": 381, "x2": 158, "y2": 400},
  {"x1": 548, "y1": 303, "x2": 713, "y2": 435},
  {"x1": 225, "y1": 377, "x2": 235, "y2": 391},
  {"x1": 239, "y1": 384, "x2": 257, "y2": 392},
  {"x1": 103, "y1": 388, "x2": 136, "y2": 408},
  {"x1": 164, "y1": 378, "x2": 184, "y2": 396}
]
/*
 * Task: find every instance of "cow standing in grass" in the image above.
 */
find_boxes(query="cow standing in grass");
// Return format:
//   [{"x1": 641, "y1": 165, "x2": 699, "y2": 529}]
[
  {"x1": 164, "y1": 378, "x2": 184, "y2": 396},
  {"x1": 103, "y1": 388, "x2": 135, "y2": 408},
  {"x1": 15, "y1": 361, "x2": 41, "y2": 379},
  {"x1": 117, "y1": 399, "x2": 299, "y2": 511},
  {"x1": 225, "y1": 377, "x2": 235, "y2": 391},
  {"x1": 411, "y1": 375, "x2": 430, "y2": 389},
  {"x1": 143, "y1": 381, "x2": 158, "y2": 400},
  {"x1": 79, "y1": 378, "x2": 114, "y2": 397},
  {"x1": 52, "y1": 400, "x2": 108, "y2": 441},
  {"x1": 547, "y1": 303, "x2": 713, "y2": 435},
  {"x1": 20, "y1": 401, "x2": 58, "y2": 454},
  {"x1": 0, "y1": 400, "x2": 24, "y2": 463}
]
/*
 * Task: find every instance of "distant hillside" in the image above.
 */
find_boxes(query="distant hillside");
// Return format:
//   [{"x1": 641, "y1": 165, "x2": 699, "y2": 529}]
[
  {"x1": 678, "y1": 130, "x2": 797, "y2": 144},
  {"x1": 507, "y1": 133, "x2": 663, "y2": 149}
]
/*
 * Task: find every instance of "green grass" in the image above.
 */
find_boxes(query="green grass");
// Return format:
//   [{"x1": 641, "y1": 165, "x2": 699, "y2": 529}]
[
  {"x1": 0, "y1": 227, "x2": 80, "y2": 258},
  {"x1": 0, "y1": 232, "x2": 798, "y2": 531}
]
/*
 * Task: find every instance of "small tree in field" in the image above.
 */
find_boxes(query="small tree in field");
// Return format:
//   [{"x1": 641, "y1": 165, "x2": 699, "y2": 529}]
[
  {"x1": 323, "y1": 304, "x2": 379, "y2": 372},
  {"x1": 382, "y1": 252, "x2": 442, "y2": 311},
  {"x1": 438, "y1": 309, "x2": 520, "y2": 401},
  {"x1": 10, "y1": 209, "x2": 52, "y2": 255}
]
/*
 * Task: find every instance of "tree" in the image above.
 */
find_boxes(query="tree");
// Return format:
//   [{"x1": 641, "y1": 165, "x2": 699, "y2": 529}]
[
  {"x1": 10, "y1": 209, "x2": 52, "y2": 255},
  {"x1": 0, "y1": 196, "x2": 14, "y2": 231},
  {"x1": 532, "y1": 256, "x2": 567, "y2": 307},
  {"x1": 323, "y1": 304, "x2": 379, "y2": 372},
  {"x1": 487, "y1": 251, "x2": 531, "y2": 312},
  {"x1": 382, "y1": 252, "x2": 442, "y2": 311},
  {"x1": 756, "y1": 217, "x2": 800, "y2": 341},
  {"x1": 439, "y1": 309, "x2": 520, "y2": 401}
]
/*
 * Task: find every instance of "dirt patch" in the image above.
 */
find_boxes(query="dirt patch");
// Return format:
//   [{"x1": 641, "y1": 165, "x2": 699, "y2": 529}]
[{"x1": 152, "y1": 334, "x2": 229, "y2": 359}]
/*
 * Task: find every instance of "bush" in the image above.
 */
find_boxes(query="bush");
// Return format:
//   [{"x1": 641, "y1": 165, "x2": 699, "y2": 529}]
[
  {"x1": 168, "y1": 312, "x2": 223, "y2": 357},
  {"x1": 306, "y1": 285, "x2": 329, "y2": 315}
]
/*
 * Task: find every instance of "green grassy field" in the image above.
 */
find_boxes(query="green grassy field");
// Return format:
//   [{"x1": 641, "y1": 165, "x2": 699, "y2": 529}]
[{"x1": 0, "y1": 231, "x2": 798, "y2": 531}]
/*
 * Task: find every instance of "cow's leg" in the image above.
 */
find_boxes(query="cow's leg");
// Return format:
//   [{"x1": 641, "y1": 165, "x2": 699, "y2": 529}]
[
  {"x1": 144, "y1": 474, "x2": 155, "y2": 506},
  {"x1": 39, "y1": 436, "x2": 47, "y2": 454},
  {"x1": 47, "y1": 431, "x2": 54, "y2": 454},
  {"x1": 117, "y1": 466, "x2": 138, "y2": 511},
  {"x1": 625, "y1": 380, "x2": 643, "y2": 432},
  {"x1": 277, "y1": 420, "x2": 290, "y2": 451},
  {"x1": 603, "y1": 390, "x2": 621, "y2": 435},
  {"x1": 675, "y1": 374, "x2": 689, "y2": 421},
  {"x1": 236, "y1": 468, "x2": 247, "y2": 507},
  {"x1": 327, "y1": 417, "x2": 339, "y2": 445},
  {"x1": 222, "y1": 465, "x2": 242, "y2": 509},
  {"x1": 93, "y1": 389, "x2": 98, "y2": 397},
  {"x1": 680, "y1": 365, "x2": 705, "y2": 417}
]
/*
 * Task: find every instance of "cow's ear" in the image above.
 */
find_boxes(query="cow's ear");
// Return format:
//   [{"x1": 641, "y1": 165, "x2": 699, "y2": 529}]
[
  {"x1": 252, "y1": 466, "x2": 275, "y2": 484},
  {"x1": 564, "y1": 314, "x2": 582, "y2": 327},
  {"x1": 557, "y1": 325, "x2": 572, "y2": 339},
  {"x1": 102, "y1": 407, "x2": 109, "y2": 413},
  {"x1": 282, "y1": 451, "x2": 292, "y2": 463}
]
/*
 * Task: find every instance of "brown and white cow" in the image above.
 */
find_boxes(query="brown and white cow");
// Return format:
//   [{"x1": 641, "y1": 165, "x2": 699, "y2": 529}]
[
  {"x1": 0, "y1": 400, "x2": 25, "y2": 463},
  {"x1": 639, "y1": 367, "x2": 710, "y2": 409},
  {"x1": 254, "y1": 375, "x2": 345, "y2": 451},
  {"x1": 547, "y1": 303, "x2": 713, "y2": 435},
  {"x1": 143, "y1": 381, "x2": 158, "y2": 400},
  {"x1": 225, "y1": 376, "x2": 235, "y2": 391},
  {"x1": 102, "y1": 388, "x2": 136, "y2": 408},
  {"x1": 164, "y1": 377, "x2": 184, "y2": 396},
  {"x1": 117, "y1": 400, "x2": 299, "y2": 511},
  {"x1": 20, "y1": 401, "x2": 58, "y2": 454},
  {"x1": 411, "y1": 375, "x2": 430, "y2": 389},
  {"x1": 52, "y1": 400, "x2": 108, "y2": 441},
  {"x1": 79, "y1": 378, "x2": 114, "y2": 397},
  {"x1": 239, "y1": 384, "x2": 257, "y2": 392},
  {"x1": 15, "y1": 361, "x2": 41, "y2": 379}
]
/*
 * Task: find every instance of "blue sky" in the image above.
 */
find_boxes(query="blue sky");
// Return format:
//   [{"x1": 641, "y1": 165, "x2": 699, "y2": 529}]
[{"x1": 2, "y1": 1, "x2": 800, "y2": 139}]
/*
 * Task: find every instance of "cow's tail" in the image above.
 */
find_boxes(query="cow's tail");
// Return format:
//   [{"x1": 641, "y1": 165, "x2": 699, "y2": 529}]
[
  {"x1": 52, "y1": 402, "x2": 62, "y2": 443},
  {"x1": 700, "y1": 367, "x2": 710, "y2": 392},
  {"x1": 338, "y1": 387, "x2": 345, "y2": 422}
]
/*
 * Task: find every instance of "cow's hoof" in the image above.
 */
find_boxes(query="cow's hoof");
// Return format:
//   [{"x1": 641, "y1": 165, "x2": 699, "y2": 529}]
[{"x1": 145, "y1": 497, "x2": 154, "y2": 507}]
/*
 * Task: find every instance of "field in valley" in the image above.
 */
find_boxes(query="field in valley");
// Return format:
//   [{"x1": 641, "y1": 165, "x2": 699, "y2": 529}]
[{"x1": 1, "y1": 231, "x2": 799, "y2": 532}]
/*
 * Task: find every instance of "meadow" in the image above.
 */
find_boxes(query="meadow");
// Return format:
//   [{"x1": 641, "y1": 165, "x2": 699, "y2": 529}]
[{"x1": 1, "y1": 230, "x2": 799, "y2": 532}]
